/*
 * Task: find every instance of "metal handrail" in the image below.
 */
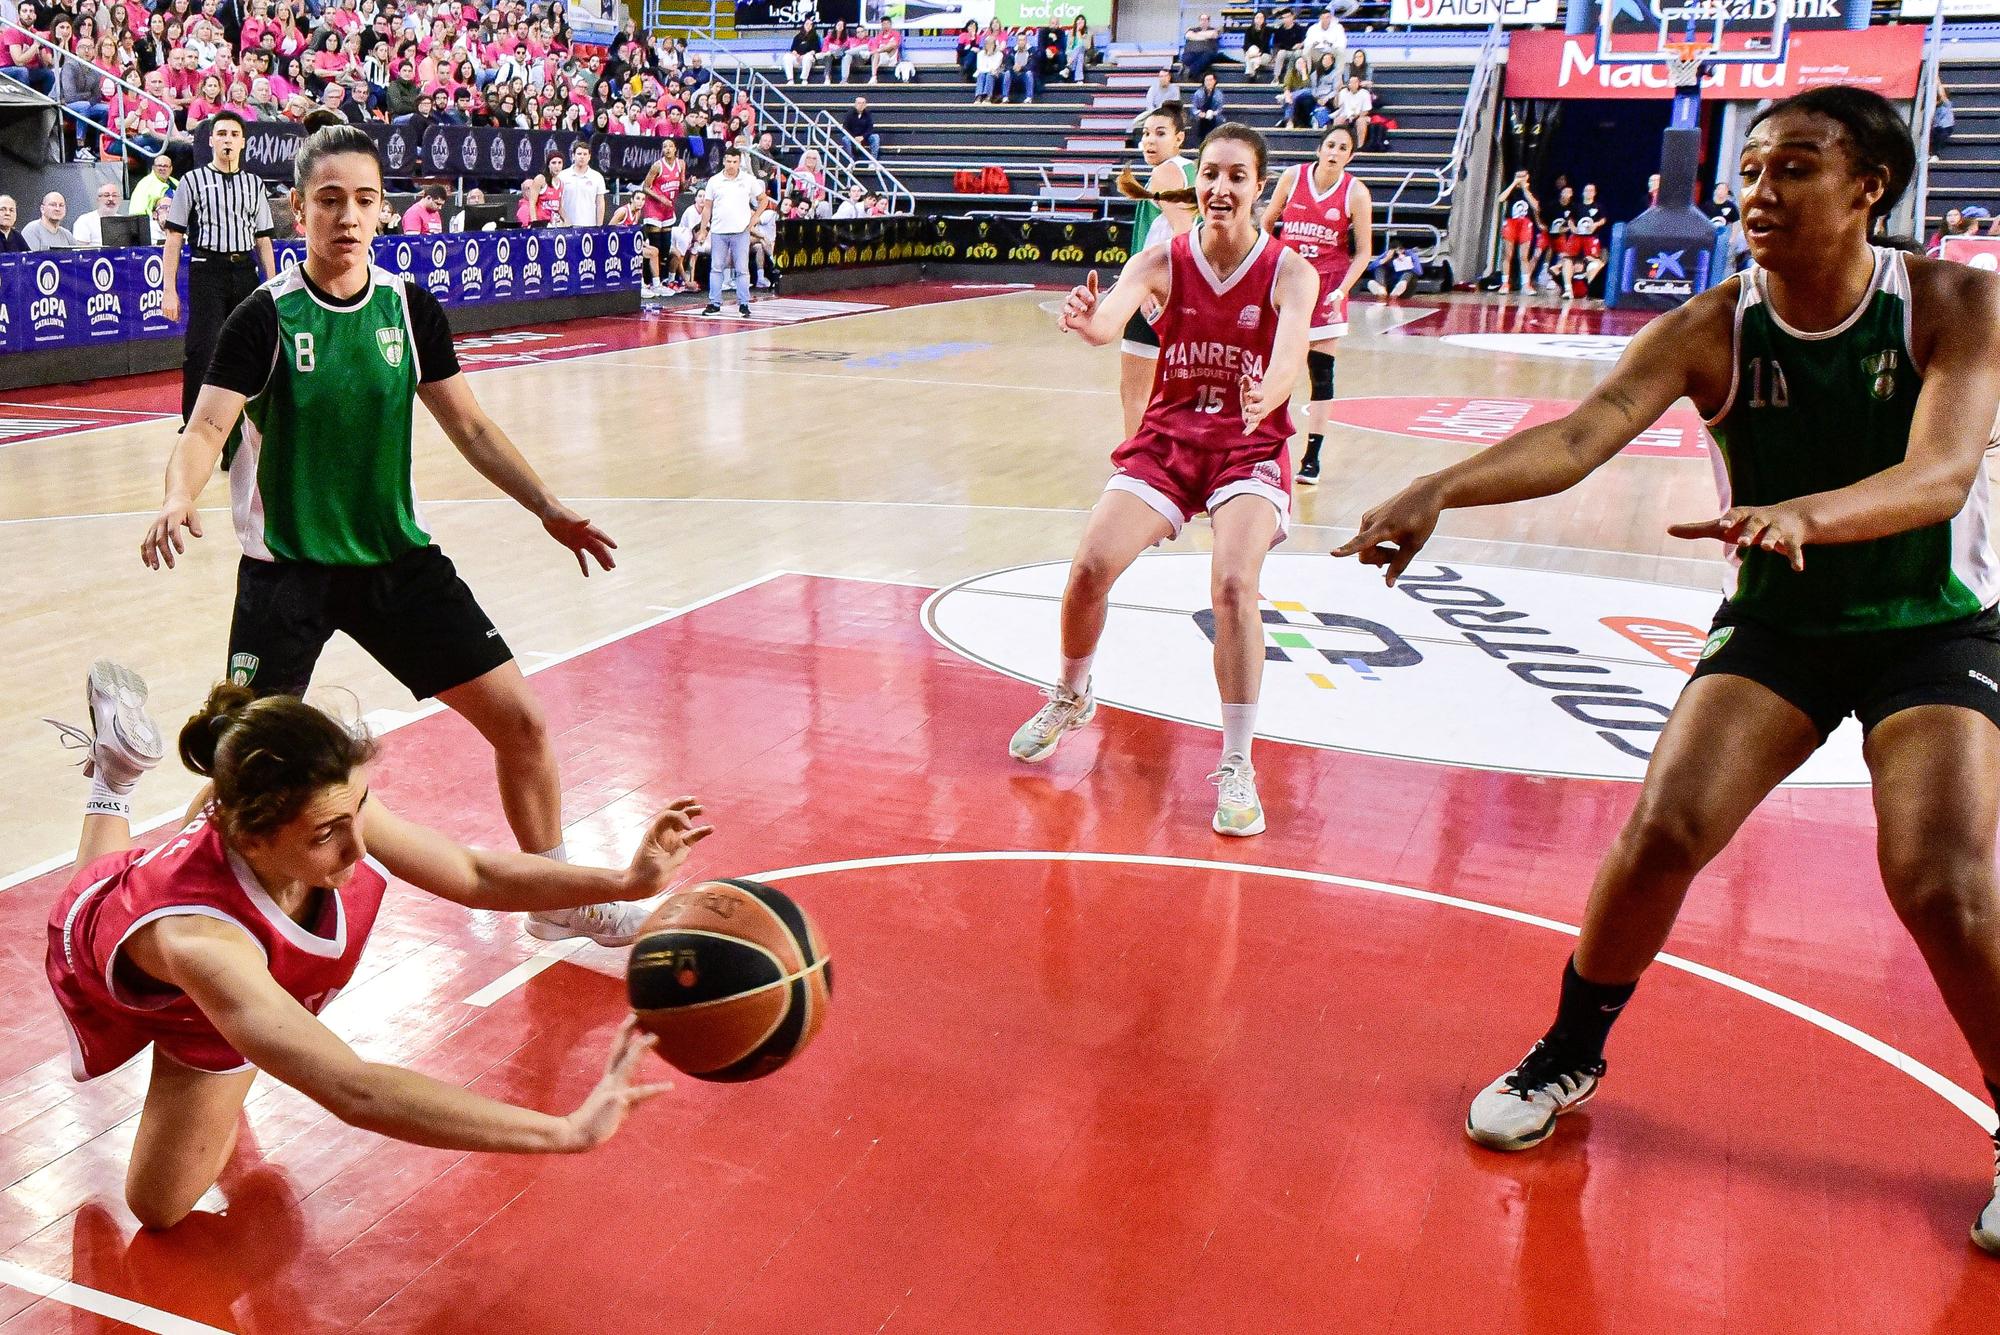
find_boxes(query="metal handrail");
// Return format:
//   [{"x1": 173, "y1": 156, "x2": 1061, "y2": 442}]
[
  {"x1": 0, "y1": 26, "x2": 179, "y2": 160},
  {"x1": 1379, "y1": 165, "x2": 1449, "y2": 255},
  {"x1": 1442, "y1": 21, "x2": 1502, "y2": 211},
  {"x1": 689, "y1": 39, "x2": 915, "y2": 216},
  {"x1": 1909, "y1": 6, "x2": 1946, "y2": 232}
]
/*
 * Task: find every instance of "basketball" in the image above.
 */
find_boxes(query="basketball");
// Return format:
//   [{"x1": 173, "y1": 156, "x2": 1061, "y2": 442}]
[{"x1": 626, "y1": 878, "x2": 832, "y2": 1082}]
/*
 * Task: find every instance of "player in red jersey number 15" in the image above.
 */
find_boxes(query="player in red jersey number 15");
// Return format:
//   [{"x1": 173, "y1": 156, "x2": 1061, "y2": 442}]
[{"x1": 1013, "y1": 125, "x2": 1317, "y2": 837}]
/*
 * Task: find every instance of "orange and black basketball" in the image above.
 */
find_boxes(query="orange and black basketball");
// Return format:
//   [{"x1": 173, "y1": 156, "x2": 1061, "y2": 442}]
[{"x1": 626, "y1": 878, "x2": 831, "y2": 1082}]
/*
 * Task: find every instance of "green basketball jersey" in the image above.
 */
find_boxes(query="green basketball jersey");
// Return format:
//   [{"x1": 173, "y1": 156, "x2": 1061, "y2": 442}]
[
  {"x1": 1130, "y1": 155, "x2": 1192, "y2": 254},
  {"x1": 224, "y1": 266, "x2": 430, "y2": 566},
  {"x1": 1708, "y1": 248, "x2": 1998, "y2": 634}
]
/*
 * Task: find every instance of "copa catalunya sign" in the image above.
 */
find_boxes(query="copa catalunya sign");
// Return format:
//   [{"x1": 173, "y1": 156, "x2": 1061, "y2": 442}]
[
  {"x1": 1390, "y1": 0, "x2": 1558, "y2": 24},
  {"x1": 1503, "y1": 26, "x2": 1923, "y2": 100}
]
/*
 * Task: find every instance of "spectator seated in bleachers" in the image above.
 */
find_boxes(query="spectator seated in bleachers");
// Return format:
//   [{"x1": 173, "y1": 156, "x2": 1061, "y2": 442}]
[
  {"x1": 783, "y1": 19, "x2": 820, "y2": 85},
  {"x1": 972, "y1": 33, "x2": 1003, "y2": 104},
  {"x1": 1239, "y1": 12, "x2": 1277, "y2": 83},
  {"x1": 1062, "y1": 16, "x2": 1096, "y2": 84},
  {"x1": 842, "y1": 96, "x2": 879, "y2": 160},
  {"x1": 1190, "y1": 72, "x2": 1224, "y2": 144},
  {"x1": 1178, "y1": 13, "x2": 1223, "y2": 82},
  {"x1": 0, "y1": 196, "x2": 29, "y2": 253}
]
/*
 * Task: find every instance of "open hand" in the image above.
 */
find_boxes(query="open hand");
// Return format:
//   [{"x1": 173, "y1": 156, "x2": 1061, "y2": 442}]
[
  {"x1": 542, "y1": 504, "x2": 618, "y2": 576},
  {"x1": 560, "y1": 1017, "x2": 676, "y2": 1151},
  {"x1": 623, "y1": 797, "x2": 714, "y2": 898},
  {"x1": 141, "y1": 498, "x2": 203, "y2": 570},
  {"x1": 1331, "y1": 478, "x2": 1445, "y2": 586},
  {"x1": 1058, "y1": 270, "x2": 1100, "y2": 334},
  {"x1": 1668, "y1": 503, "x2": 1810, "y2": 572},
  {"x1": 1240, "y1": 373, "x2": 1277, "y2": 435}
]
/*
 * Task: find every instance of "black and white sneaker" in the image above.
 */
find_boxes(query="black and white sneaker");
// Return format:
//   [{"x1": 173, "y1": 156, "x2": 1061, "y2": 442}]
[
  {"x1": 1466, "y1": 1040, "x2": 1606, "y2": 1151},
  {"x1": 702, "y1": 303, "x2": 721, "y2": 315},
  {"x1": 1297, "y1": 458, "x2": 1320, "y2": 487},
  {"x1": 1976, "y1": 1140, "x2": 2000, "y2": 1256},
  {"x1": 737, "y1": 303, "x2": 751, "y2": 318}
]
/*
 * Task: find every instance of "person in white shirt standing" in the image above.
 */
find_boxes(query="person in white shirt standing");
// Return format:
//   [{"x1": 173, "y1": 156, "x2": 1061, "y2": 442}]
[
  {"x1": 71, "y1": 181, "x2": 123, "y2": 246},
  {"x1": 698, "y1": 146, "x2": 772, "y2": 318},
  {"x1": 556, "y1": 141, "x2": 607, "y2": 228}
]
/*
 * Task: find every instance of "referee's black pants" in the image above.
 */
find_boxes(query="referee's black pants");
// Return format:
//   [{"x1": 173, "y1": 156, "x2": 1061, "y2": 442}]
[{"x1": 182, "y1": 255, "x2": 264, "y2": 424}]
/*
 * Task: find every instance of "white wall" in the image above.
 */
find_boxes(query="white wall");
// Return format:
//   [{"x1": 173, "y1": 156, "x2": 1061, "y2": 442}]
[{"x1": 1117, "y1": 0, "x2": 1185, "y2": 46}]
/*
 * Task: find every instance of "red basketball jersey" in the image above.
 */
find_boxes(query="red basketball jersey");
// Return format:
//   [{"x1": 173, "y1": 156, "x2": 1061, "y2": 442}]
[
  {"x1": 48, "y1": 810, "x2": 388, "y2": 1076},
  {"x1": 1278, "y1": 166, "x2": 1357, "y2": 285},
  {"x1": 1135, "y1": 229, "x2": 1294, "y2": 453}
]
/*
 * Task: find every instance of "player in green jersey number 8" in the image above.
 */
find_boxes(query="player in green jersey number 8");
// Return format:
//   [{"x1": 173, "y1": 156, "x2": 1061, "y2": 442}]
[
  {"x1": 1340, "y1": 85, "x2": 2000, "y2": 1254},
  {"x1": 139, "y1": 110, "x2": 646, "y2": 948}
]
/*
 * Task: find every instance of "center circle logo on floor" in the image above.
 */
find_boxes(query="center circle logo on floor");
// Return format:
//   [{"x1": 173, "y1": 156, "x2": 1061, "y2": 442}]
[
  {"x1": 1325, "y1": 396, "x2": 1709, "y2": 459},
  {"x1": 923, "y1": 554, "x2": 1866, "y2": 785},
  {"x1": 1441, "y1": 332, "x2": 1633, "y2": 362}
]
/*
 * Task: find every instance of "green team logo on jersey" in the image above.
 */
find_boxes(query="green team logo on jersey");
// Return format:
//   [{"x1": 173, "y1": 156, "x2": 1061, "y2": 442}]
[
  {"x1": 1699, "y1": 626, "x2": 1734, "y2": 660},
  {"x1": 376, "y1": 327, "x2": 404, "y2": 368},
  {"x1": 229, "y1": 652, "x2": 260, "y2": 685},
  {"x1": 1861, "y1": 349, "x2": 1898, "y2": 401}
]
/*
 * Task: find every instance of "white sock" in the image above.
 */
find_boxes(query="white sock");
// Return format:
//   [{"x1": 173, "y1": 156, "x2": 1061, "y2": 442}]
[
  {"x1": 1220, "y1": 703, "x2": 1258, "y2": 766},
  {"x1": 85, "y1": 773, "x2": 132, "y2": 820},
  {"x1": 534, "y1": 841, "x2": 569, "y2": 863},
  {"x1": 1060, "y1": 654, "x2": 1094, "y2": 695}
]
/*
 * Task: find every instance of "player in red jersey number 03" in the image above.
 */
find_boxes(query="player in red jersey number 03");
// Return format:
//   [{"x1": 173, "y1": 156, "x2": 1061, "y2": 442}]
[{"x1": 1009, "y1": 125, "x2": 1317, "y2": 838}]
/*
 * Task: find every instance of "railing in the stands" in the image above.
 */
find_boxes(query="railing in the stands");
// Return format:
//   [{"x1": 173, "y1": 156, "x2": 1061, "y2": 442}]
[
  {"x1": 1378, "y1": 166, "x2": 1448, "y2": 248},
  {"x1": 0, "y1": 26, "x2": 180, "y2": 164},
  {"x1": 689, "y1": 39, "x2": 916, "y2": 216}
]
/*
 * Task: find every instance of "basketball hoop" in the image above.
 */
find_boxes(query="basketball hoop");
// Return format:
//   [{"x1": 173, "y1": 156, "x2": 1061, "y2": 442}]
[{"x1": 1663, "y1": 41, "x2": 1712, "y2": 92}]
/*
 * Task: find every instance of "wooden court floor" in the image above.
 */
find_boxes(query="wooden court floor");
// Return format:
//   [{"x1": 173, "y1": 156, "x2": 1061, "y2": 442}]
[{"x1": 0, "y1": 285, "x2": 1997, "y2": 1332}]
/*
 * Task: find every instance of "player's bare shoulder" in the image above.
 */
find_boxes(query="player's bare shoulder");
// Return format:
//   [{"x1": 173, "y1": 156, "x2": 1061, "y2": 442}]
[
  {"x1": 1903, "y1": 253, "x2": 2000, "y2": 368},
  {"x1": 1632, "y1": 275, "x2": 1741, "y2": 412}
]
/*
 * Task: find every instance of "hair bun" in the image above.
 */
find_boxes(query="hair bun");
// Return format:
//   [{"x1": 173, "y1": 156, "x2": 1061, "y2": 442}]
[{"x1": 301, "y1": 107, "x2": 346, "y2": 131}]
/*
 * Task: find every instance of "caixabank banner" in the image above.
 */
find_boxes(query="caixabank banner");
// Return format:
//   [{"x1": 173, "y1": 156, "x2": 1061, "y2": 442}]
[
  {"x1": 0, "y1": 228, "x2": 638, "y2": 354},
  {"x1": 779, "y1": 216, "x2": 1127, "y2": 271}
]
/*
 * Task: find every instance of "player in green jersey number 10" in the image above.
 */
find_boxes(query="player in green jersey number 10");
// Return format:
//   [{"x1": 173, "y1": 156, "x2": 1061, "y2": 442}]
[
  {"x1": 1339, "y1": 85, "x2": 2000, "y2": 1254},
  {"x1": 139, "y1": 110, "x2": 648, "y2": 949}
]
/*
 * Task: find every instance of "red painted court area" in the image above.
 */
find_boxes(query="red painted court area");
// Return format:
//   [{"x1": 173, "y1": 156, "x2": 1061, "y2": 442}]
[{"x1": 0, "y1": 576, "x2": 1996, "y2": 1333}]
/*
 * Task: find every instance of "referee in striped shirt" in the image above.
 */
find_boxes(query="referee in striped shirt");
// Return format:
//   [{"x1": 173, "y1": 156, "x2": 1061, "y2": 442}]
[{"x1": 161, "y1": 111, "x2": 277, "y2": 424}]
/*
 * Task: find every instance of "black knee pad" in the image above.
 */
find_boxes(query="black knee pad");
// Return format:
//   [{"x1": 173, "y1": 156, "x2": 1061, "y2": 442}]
[{"x1": 1308, "y1": 349, "x2": 1336, "y2": 402}]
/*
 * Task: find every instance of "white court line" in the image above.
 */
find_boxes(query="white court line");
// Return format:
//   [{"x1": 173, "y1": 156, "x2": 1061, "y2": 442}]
[
  {"x1": 0, "y1": 1258, "x2": 228, "y2": 1334},
  {"x1": 0, "y1": 401, "x2": 165, "y2": 416},
  {"x1": 0, "y1": 570, "x2": 790, "y2": 896},
  {"x1": 462, "y1": 939, "x2": 587, "y2": 1007},
  {"x1": 0, "y1": 498, "x2": 1729, "y2": 578},
  {"x1": 550, "y1": 361, "x2": 1118, "y2": 396},
  {"x1": 735, "y1": 850, "x2": 2000, "y2": 1135}
]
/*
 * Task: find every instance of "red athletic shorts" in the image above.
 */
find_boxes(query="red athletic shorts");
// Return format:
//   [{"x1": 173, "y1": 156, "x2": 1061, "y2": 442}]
[
  {"x1": 1554, "y1": 234, "x2": 1581, "y2": 258},
  {"x1": 1310, "y1": 284, "x2": 1349, "y2": 340},
  {"x1": 1501, "y1": 216, "x2": 1535, "y2": 246},
  {"x1": 1106, "y1": 432, "x2": 1292, "y2": 544},
  {"x1": 1577, "y1": 235, "x2": 1604, "y2": 260}
]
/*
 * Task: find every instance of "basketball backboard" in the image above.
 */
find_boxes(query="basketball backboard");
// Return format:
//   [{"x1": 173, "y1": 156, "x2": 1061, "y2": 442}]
[{"x1": 1594, "y1": 0, "x2": 1792, "y2": 66}]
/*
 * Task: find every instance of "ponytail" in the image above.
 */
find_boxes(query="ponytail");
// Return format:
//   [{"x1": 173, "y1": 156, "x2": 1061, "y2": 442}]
[
  {"x1": 178, "y1": 682, "x2": 378, "y2": 839},
  {"x1": 1117, "y1": 166, "x2": 1195, "y2": 208}
]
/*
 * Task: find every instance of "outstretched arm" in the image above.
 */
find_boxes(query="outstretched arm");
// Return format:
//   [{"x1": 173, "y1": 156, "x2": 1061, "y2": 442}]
[
  {"x1": 417, "y1": 373, "x2": 618, "y2": 575},
  {"x1": 1058, "y1": 243, "x2": 1168, "y2": 346},
  {"x1": 363, "y1": 794, "x2": 712, "y2": 912},
  {"x1": 137, "y1": 919, "x2": 669, "y2": 1154}
]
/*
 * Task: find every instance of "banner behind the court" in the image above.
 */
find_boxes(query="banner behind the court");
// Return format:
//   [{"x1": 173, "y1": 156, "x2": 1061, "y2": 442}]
[
  {"x1": 198, "y1": 122, "x2": 661, "y2": 183},
  {"x1": 780, "y1": 215, "x2": 1127, "y2": 270},
  {"x1": 0, "y1": 228, "x2": 638, "y2": 354},
  {"x1": 1392, "y1": 0, "x2": 1557, "y2": 25},
  {"x1": 1504, "y1": 25, "x2": 1923, "y2": 100}
]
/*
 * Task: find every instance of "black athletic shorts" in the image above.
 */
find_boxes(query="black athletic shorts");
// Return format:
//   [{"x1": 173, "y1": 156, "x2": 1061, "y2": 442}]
[
  {"x1": 227, "y1": 545, "x2": 513, "y2": 701},
  {"x1": 1121, "y1": 307, "x2": 1159, "y2": 355},
  {"x1": 1689, "y1": 603, "x2": 2000, "y2": 741}
]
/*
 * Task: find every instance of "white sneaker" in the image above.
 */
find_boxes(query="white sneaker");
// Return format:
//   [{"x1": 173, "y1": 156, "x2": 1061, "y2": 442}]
[
  {"x1": 1466, "y1": 1041, "x2": 1606, "y2": 1151},
  {"x1": 1009, "y1": 683, "x2": 1096, "y2": 762},
  {"x1": 1975, "y1": 1141, "x2": 2000, "y2": 1256},
  {"x1": 45, "y1": 660, "x2": 163, "y2": 791},
  {"x1": 1209, "y1": 756, "x2": 1265, "y2": 836},
  {"x1": 527, "y1": 901, "x2": 654, "y2": 947}
]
